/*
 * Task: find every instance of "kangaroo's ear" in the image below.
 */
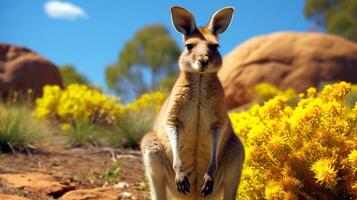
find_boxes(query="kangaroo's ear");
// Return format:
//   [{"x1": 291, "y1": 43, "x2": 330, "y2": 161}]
[
  {"x1": 171, "y1": 6, "x2": 196, "y2": 35},
  {"x1": 208, "y1": 7, "x2": 234, "y2": 35}
]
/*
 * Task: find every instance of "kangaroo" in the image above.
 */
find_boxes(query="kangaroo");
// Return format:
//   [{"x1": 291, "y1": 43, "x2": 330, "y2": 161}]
[{"x1": 141, "y1": 6, "x2": 244, "y2": 200}]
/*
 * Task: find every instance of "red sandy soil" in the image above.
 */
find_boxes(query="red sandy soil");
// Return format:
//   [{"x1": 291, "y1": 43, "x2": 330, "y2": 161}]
[{"x1": 0, "y1": 147, "x2": 150, "y2": 200}]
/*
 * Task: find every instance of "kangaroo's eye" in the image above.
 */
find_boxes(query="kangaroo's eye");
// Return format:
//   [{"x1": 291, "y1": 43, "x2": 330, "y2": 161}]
[
  {"x1": 210, "y1": 44, "x2": 219, "y2": 51},
  {"x1": 185, "y1": 44, "x2": 194, "y2": 51}
]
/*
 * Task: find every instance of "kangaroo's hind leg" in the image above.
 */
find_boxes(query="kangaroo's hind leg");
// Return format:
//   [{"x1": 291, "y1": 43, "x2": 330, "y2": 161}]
[
  {"x1": 141, "y1": 131, "x2": 168, "y2": 200},
  {"x1": 221, "y1": 134, "x2": 245, "y2": 200}
]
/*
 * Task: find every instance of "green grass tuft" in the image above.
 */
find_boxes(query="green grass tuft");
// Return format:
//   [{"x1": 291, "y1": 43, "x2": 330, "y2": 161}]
[
  {"x1": 108, "y1": 109, "x2": 155, "y2": 149},
  {"x1": 103, "y1": 160, "x2": 120, "y2": 184},
  {"x1": 0, "y1": 103, "x2": 48, "y2": 153},
  {"x1": 65, "y1": 121, "x2": 104, "y2": 147}
]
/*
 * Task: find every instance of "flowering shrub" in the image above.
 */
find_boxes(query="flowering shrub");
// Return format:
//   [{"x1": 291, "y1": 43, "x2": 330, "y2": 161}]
[
  {"x1": 111, "y1": 91, "x2": 168, "y2": 148},
  {"x1": 254, "y1": 82, "x2": 299, "y2": 105},
  {"x1": 34, "y1": 84, "x2": 168, "y2": 147},
  {"x1": 35, "y1": 84, "x2": 125, "y2": 125},
  {"x1": 346, "y1": 84, "x2": 357, "y2": 107},
  {"x1": 125, "y1": 91, "x2": 168, "y2": 113},
  {"x1": 230, "y1": 82, "x2": 357, "y2": 199}
]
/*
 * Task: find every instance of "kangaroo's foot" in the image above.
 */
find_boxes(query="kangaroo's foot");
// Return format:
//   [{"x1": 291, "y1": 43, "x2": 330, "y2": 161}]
[{"x1": 141, "y1": 132, "x2": 168, "y2": 200}]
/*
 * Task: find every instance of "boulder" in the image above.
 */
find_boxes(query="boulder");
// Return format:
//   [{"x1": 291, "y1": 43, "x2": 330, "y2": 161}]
[
  {"x1": 218, "y1": 32, "x2": 357, "y2": 109},
  {"x1": 0, "y1": 43, "x2": 62, "y2": 98}
]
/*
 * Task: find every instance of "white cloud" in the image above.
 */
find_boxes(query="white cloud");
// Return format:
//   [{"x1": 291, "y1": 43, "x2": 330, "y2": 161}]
[{"x1": 44, "y1": 0, "x2": 88, "y2": 20}]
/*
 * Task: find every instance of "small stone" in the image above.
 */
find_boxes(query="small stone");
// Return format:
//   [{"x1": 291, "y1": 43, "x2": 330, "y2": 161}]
[
  {"x1": 114, "y1": 181, "x2": 129, "y2": 189},
  {"x1": 121, "y1": 192, "x2": 133, "y2": 198}
]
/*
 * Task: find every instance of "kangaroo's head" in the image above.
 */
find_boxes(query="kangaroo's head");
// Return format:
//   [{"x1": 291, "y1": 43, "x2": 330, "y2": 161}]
[{"x1": 171, "y1": 6, "x2": 234, "y2": 74}]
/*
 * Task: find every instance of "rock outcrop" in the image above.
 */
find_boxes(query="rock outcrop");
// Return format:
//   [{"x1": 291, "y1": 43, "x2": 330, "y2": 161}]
[
  {"x1": 0, "y1": 43, "x2": 62, "y2": 98},
  {"x1": 219, "y1": 32, "x2": 357, "y2": 109},
  {"x1": 59, "y1": 187, "x2": 124, "y2": 200},
  {"x1": 0, "y1": 172, "x2": 74, "y2": 198},
  {"x1": 0, "y1": 194, "x2": 30, "y2": 200}
]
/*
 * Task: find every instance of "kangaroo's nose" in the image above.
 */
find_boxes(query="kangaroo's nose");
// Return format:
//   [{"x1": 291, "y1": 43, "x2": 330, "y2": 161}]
[{"x1": 197, "y1": 55, "x2": 209, "y2": 67}]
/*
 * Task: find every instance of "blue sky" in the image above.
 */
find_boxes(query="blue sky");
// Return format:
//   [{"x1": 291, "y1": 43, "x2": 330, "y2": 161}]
[{"x1": 0, "y1": 0, "x2": 313, "y2": 91}]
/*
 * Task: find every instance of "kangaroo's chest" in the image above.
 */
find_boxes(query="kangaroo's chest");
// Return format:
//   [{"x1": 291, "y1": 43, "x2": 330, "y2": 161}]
[
  {"x1": 179, "y1": 99, "x2": 216, "y2": 133},
  {"x1": 178, "y1": 78, "x2": 217, "y2": 135},
  {"x1": 158, "y1": 73, "x2": 227, "y2": 191},
  {"x1": 175, "y1": 76, "x2": 219, "y2": 177}
]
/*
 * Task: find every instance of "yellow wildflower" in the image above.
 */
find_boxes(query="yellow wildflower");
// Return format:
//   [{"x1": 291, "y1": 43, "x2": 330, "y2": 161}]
[
  {"x1": 265, "y1": 181, "x2": 286, "y2": 200},
  {"x1": 307, "y1": 87, "x2": 317, "y2": 98},
  {"x1": 61, "y1": 123, "x2": 71, "y2": 132},
  {"x1": 348, "y1": 150, "x2": 357, "y2": 167},
  {"x1": 311, "y1": 158, "x2": 337, "y2": 186},
  {"x1": 320, "y1": 81, "x2": 351, "y2": 101}
]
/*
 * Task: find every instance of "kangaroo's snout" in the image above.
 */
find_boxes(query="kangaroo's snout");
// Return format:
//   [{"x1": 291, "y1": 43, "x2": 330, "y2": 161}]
[
  {"x1": 197, "y1": 55, "x2": 209, "y2": 67},
  {"x1": 195, "y1": 55, "x2": 210, "y2": 71}
]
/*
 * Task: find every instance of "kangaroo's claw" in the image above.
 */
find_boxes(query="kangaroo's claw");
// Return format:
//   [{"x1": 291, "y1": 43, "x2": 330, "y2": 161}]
[
  {"x1": 175, "y1": 172, "x2": 190, "y2": 195},
  {"x1": 201, "y1": 173, "x2": 214, "y2": 196}
]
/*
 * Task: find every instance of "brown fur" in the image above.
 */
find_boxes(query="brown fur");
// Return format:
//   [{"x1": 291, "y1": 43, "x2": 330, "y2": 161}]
[{"x1": 141, "y1": 6, "x2": 244, "y2": 200}]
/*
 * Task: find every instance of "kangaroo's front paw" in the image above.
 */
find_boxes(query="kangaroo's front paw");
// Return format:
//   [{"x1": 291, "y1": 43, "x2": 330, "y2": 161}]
[
  {"x1": 175, "y1": 172, "x2": 190, "y2": 195},
  {"x1": 201, "y1": 173, "x2": 214, "y2": 196}
]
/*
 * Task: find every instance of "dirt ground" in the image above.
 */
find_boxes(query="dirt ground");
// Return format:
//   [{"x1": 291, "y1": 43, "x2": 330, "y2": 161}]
[{"x1": 0, "y1": 147, "x2": 150, "y2": 200}]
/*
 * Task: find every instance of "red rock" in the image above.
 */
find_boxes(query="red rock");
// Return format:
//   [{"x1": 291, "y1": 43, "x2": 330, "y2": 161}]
[
  {"x1": 218, "y1": 32, "x2": 357, "y2": 109},
  {"x1": 0, "y1": 43, "x2": 62, "y2": 98},
  {"x1": 59, "y1": 187, "x2": 122, "y2": 200},
  {"x1": 0, "y1": 172, "x2": 74, "y2": 198},
  {"x1": 0, "y1": 194, "x2": 30, "y2": 200}
]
